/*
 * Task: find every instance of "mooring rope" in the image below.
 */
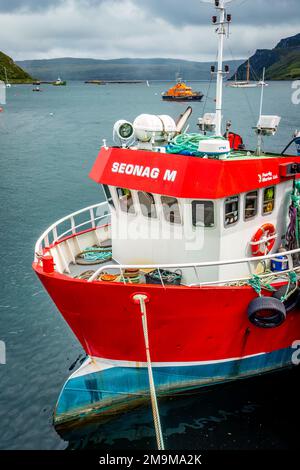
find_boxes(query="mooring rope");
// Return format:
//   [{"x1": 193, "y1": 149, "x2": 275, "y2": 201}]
[{"x1": 133, "y1": 294, "x2": 165, "y2": 450}]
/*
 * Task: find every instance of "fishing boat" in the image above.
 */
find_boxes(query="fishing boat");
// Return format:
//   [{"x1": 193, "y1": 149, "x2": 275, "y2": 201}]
[
  {"x1": 162, "y1": 78, "x2": 203, "y2": 101},
  {"x1": 53, "y1": 77, "x2": 67, "y2": 86},
  {"x1": 33, "y1": 0, "x2": 300, "y2": 437}
]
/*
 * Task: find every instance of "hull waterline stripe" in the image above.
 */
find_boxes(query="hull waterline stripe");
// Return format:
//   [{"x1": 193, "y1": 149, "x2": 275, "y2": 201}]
[{"x1": 72, "y1": 352, "x2": 266, "y2": 379}]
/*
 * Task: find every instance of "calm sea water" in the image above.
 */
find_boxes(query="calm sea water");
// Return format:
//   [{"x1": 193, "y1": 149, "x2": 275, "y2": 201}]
[{"x1": 0, "y1": 81, "x2": 299, "y2": 450}]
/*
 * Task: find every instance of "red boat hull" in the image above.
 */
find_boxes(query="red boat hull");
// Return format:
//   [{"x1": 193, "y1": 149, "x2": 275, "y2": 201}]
[{"x1": 33, "y1": 263, "x2": 300, "y2": 364}]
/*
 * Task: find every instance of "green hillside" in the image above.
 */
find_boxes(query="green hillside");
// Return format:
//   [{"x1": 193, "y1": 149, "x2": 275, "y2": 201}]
[
  {"x1": 266, "y1": 50, "x2": 300, "y2": 80},
  {"x1": 16, "y1": 57, "x2": 243, "y2": 81},
  {"x1": 231, "y1": 33, "x2": 300, "y2": 81},
  {"x1": 0, "y1": 51, "x2": 33, "y2": 83}
]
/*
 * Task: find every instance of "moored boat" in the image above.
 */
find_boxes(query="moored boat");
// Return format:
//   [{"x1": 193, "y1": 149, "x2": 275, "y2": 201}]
[
  {"x1": 2, "y1": 66, "x2": 11, "y2": 88},
  {"x1": 53, "y1": 77, "x2": 67, "y2": 86},
  {"x1": 33, "y1": 0, "x2": 300, "y2": 432},
  {"x1": 227, "y1": 60, "x2": 268, "y2": 88},
  {"x1": 162, "y1": 78, "x2": 203, "y2": 101}
]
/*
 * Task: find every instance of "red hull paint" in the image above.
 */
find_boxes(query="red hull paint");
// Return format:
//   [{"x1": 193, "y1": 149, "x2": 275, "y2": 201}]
[
  {"x1": 34, "y1": 263, "x2": 300, "y2": 363},
  {"x1": 89, "y1": 147, "x2": 300, "y2": 199}
]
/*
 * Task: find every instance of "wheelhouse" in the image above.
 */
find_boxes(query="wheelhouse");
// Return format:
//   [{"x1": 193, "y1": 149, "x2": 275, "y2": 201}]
[{"x1": 88, "y1": 145, "x2": 298, "y2": 284}]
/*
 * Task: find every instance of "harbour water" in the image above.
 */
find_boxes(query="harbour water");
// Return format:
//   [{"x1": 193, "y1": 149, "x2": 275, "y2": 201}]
[{"x1": 0, "y1": 81, "x2": 299, "y2": 450}]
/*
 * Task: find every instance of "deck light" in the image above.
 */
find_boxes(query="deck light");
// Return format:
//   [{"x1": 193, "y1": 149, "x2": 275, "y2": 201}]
[
  {"x1": 119, "y1": 122, "x2": 134, "y2": 139},
  {"x1": 212, "y1": 16, "x2": 217, "y2": 23},
  {"x1": 198, "y1": 113, "x2": 218, "y2": 133},
  {"x1": 113, "y1": 120, "x2": 134, "y2": 146},
  {"x1": 255, "y1": 115, "x2": 281, "y2": 136},
  {"x1": 227, "y1": 14, "x2": 232, "y2": 22}
]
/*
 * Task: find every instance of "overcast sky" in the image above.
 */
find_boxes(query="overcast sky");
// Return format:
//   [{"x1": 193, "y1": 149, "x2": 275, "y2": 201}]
[{"x1": 0, "y1": 0, "x2": 299, "y2": 61}]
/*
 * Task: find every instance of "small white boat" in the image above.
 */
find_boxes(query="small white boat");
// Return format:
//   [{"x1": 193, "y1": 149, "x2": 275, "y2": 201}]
[
  {"x1": 3, "y1": 67, "x2": 11, "y2": 88},
  {"x1": 258, "y1": 80, "x2": 269, "y2": 87},
  {"x1": 228, "y1": 81, "x2": 258, "y2": 88},
  {"x1": 53, "y1": 77, "x2": 66, "y2": 86}
]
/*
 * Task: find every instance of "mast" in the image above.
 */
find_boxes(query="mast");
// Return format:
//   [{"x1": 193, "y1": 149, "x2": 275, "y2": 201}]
[
  {"x1": 256, "y1": 67, "x2": 266, "y2": 156},
  {"x1": 259, "y1": 67, "x2": 266, "y2": 118},
  {"x1": 3, "y1": 67, "x2": 8, "y2": 85},
  {"x1": 214, "y1": 0, "x2": 230, "y2": 136},
  {"x1": 246, "y1": 59, "x2": 250, "y2": 83}
]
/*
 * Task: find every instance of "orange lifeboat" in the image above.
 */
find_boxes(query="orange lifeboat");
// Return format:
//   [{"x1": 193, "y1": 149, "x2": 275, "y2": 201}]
[{"x1": 162, "y1": 78, "x2": 204, "y2": 101}]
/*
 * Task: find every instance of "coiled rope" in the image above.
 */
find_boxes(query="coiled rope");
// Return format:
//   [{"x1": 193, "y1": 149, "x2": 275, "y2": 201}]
[
  {"x1": 166, "y1": 133, "x2": 227, "y2": 157},
  {"x1": 75, "y1": 246, "x2": 112, "y2": 265}
]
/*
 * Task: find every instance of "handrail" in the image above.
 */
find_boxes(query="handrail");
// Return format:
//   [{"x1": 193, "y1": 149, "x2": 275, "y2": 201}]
[
  {"x1": 56, "y1": 215, "x2": 106, "y2": 242},
  {"x1": 88, "y1": 246, "x2": 300, "y2": 284},
  {"x1": 34, "y1": 201, "x2": 110, "y2": 261},
  {"x1": 34, "y1": 201, "x2": 300, "y2": 287}
]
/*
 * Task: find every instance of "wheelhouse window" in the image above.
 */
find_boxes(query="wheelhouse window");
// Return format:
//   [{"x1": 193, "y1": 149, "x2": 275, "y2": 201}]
[
  {"x1": 161, "y1": 196, "x2": 182, "y2": 224},
  {"x1": 103, "y1": 184, "x2": 115, "y2": 208},
  {"x1": 116, "y1": 188, "x2": 135, "y2": 214},
  {"x1": 224, "y1": 196, "x2": 239, "y2": 227},
  {"x1": 244, "y1": 191, "x2": 258, "y2": 220},
  {"x1": 192, "y1": 201, "x2": 214, "y2": 228},
  {"x1": 138, "y1": 192, "x2": 157, "y2": 218},
  {"x1": 263, "y1": 186, "x2": 275, "y2": 215}
]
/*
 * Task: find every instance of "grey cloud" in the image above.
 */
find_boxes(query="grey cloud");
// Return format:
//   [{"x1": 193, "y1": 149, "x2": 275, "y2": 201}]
[
  {"x1": 131, "y1": 0, "x2": 300, "y2": 27},
  {"x1": 0, "y1": 0, "x2": 64, "y2": 12},
  {"x1": 0, "y1": 0, "x2": 109, "y2": 13},
  {"x1": 1, "y1": 0, "x2": 298, "y2": 27},
  {"x1": 0, "y1": 0, "x2": 299, "y2": 61}
]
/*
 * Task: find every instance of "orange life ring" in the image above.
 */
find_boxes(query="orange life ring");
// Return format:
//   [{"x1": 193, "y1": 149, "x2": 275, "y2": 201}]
[{"x1": 251, "y1": 223, "x2": 276, "y2": 256}]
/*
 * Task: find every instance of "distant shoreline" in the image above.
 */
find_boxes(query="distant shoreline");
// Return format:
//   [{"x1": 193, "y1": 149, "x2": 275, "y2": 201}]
[{"x1": 8, "y1": 78, "x2": 297, "y2": 85}]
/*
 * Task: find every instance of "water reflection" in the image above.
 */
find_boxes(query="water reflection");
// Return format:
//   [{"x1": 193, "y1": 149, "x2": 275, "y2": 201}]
[{"x1": 57, "y1": 367, "x2": 299, "y2": 450}]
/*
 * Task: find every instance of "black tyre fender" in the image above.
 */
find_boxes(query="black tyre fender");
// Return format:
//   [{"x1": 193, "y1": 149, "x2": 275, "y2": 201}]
[
  {"x1": 247, "y1": 296, "x2": 286, "y2": 328},
  {"x1": 272, "y1": 285, "x2": 300, "y2": 313}
]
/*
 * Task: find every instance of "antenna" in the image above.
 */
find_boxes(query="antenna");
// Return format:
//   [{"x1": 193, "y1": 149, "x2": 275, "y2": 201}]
[
  {"x1": 255, "y1": 67, "x2": 266, "y2": 155},
  {"x1": 201, "y1": 0, "x2": 233, "y2": 4},
  {"x1": 255, "y1": 68, "x2": 281, "y2": 155},
  {"x1": 258, "y1": 67, "x2": 266, "y2": 120},
  {"x1": 197, "y1": 1, "x2": 232, "y2": 137}
]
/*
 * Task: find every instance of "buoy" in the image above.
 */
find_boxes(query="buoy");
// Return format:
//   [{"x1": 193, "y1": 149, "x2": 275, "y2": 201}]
[
  {"x1": 0, "y1": 107, "x2": 3, "y2": 113},
  {"x1": 251, "y1": 223, "x2": 276, "y2": 256}
]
